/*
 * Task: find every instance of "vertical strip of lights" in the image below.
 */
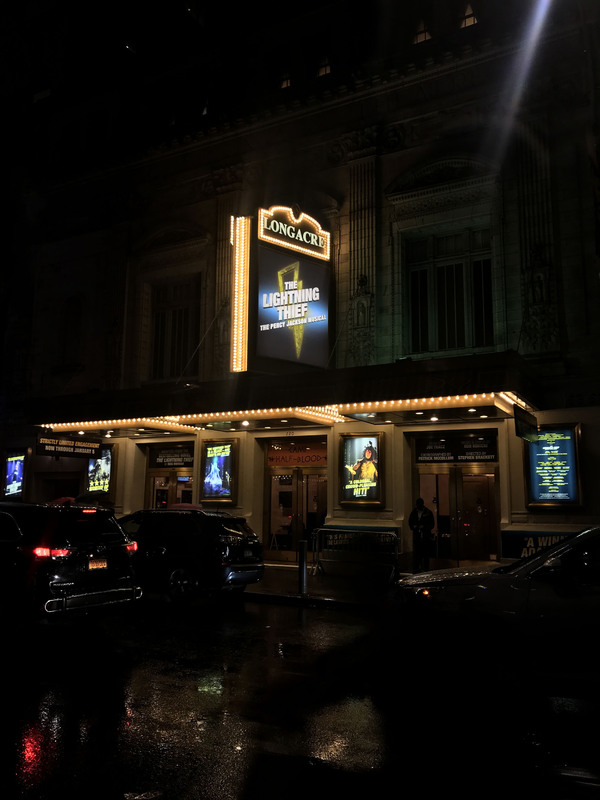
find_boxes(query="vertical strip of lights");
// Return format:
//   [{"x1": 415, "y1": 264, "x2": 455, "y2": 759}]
[{"x1": 230, "y1": 215, "x2": 251, "y2": 372}]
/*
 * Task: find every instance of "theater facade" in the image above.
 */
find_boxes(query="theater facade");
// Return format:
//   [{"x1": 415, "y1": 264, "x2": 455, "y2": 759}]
[{"x1": 3, "y1": 1, "x2": 600, "y2": 568}]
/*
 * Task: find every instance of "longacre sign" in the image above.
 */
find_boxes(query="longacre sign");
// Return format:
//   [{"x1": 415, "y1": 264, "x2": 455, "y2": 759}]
[{"x1": 258, "y1": 206, "x2": 330, "y2": 261}]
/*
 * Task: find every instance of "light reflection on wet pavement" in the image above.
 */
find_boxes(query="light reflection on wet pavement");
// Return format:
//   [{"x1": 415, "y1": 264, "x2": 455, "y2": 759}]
[
  {"x1": 6, "y1": 597, "x2": 600, "y2": 799},
  {"x1": 8, "y1": 601, "x2": 389, "y2": 799}
]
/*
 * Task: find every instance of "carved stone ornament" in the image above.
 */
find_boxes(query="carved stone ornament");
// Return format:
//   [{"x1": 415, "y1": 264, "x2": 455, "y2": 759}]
[
  {"x1": 327, "y1": 127, "x2": 379, "y2": 165},
  {"x1": 387, "y1": 159, "x2": 497, "y2": 219}
]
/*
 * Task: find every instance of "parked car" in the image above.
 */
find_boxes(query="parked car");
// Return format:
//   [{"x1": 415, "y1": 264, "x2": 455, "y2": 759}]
[
  {"x1": 0, "y1": 501, "x2": 142, "y2": 616},
  {"x1": 395, "y1": 526, "x2": 600, "y2": 640},
  {"x1": 118, "y1": 508, "x2": 265, "y2": 600}
]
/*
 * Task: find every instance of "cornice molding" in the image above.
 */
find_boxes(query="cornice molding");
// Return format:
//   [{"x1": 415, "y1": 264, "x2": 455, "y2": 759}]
[{"x1": 387, "y1": 163, "x2": 497, "y2": 218}]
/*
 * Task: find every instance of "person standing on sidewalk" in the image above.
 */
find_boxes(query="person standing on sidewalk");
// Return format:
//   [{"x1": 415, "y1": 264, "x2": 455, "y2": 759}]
[{"x1": 409, "y1": 498, "x2": 435, "y2": 573}]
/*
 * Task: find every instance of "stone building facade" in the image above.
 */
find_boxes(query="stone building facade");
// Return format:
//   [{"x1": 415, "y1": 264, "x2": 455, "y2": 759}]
[{"x1": 3, "y1": 1, "x2": 600, "y2": 566}]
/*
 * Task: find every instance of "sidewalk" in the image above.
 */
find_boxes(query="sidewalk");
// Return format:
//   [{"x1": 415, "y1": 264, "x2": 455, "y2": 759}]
[
  {"x1": 244, "y1": 561, "x2": 397, "y2": 609},
  {"x1": 244, "y1": 558, "x2": 499, "y2": 609}
]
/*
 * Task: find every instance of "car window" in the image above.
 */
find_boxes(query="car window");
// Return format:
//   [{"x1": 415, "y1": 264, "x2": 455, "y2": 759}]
[
  {"x1": 493, "y1": 531, "x2": 581, "y2": 574},
  {"x1": 8, "y1": 507, "x2": 126, "y2": 546},
  {"x1": 124, "y1": 515, "x2": 165, "y2": 546},
  {"x1": 176, "y1": 516, "x2": 203, "y2": 536},
  {"x1": 222, "y1": 519, "x2": 256, "y2": 537},
  {"x1": 560, "y1": 538, "x2": 600, "y2": 582},
  {"x1": 120, "y1": 517, "x2": 141, "y2": 536},
  {"x1": 204, "y1": 512, "x2": 254, "y2": 537},
  {"x1": 0, "y1": 512, "x2": 23, "y2": 542}
]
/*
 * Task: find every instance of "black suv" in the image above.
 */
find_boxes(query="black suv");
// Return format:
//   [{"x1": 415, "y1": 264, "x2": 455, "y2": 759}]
[
  {"x1": 0, "y1": 502, "x2": 142, "y2": 616},
  {"x1": 118, "y1": 509, "x2": 265, "y2": 600}
]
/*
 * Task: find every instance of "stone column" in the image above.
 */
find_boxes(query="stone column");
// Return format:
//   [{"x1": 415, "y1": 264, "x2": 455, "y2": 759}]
[
  {"x1": 515, "y1": 118, "x2": 560, "y2": 354},
  {"x1": 347, "y1": 128, "x2": 378, "y2": 366}
]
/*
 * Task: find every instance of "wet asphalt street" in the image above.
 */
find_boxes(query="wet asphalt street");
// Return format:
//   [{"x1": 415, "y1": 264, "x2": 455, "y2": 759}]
[{"x1": 4, "y1": 589, "x2": 600, "y2": 800}]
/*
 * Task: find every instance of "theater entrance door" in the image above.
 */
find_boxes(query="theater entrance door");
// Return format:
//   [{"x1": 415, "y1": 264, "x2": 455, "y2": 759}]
[
  {"x1": 146, "y1": 470, "x2": 194, "y2": 509},
  {"x1": 414, "y1": 466, "x2": 498, "y2": 564},
  {"x1": 267, "y1": 468, "x2": 327, "y2": 556}
]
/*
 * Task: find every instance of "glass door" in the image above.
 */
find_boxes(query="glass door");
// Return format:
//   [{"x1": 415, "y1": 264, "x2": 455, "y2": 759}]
[
  {"x1": 267, "y1": 468, "x2": 327, "y2": 555},
  {"x1": 146, "y1": 470, "x2": 194, "y2": 509},
  {"x1": 415, "y1": 466, "x2": 497, "y2": 564}
]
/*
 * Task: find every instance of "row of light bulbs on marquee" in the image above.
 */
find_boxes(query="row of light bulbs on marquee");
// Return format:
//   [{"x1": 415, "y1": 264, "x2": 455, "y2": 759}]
[{"x1": 42, "y1": 392, "x2": 530, "y2": 436}]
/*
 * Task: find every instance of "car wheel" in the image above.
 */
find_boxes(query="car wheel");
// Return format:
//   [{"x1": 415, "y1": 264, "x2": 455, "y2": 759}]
[{"x1": 166, "y1": 569, "x2": 197, "y2": 602}]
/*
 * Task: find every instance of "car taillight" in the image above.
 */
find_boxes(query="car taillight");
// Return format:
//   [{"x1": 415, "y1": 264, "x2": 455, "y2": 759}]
[
  {"x1": 33, "y1": 547, "x2": 70, "y2": 558},
  {"x1": 126, "y1": 541, "x2": 138, "y2": 552}
]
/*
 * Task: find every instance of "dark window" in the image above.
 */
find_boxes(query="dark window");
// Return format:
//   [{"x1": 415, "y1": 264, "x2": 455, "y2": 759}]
[
  {"x1": 437, "y1": 262, "x2": 465, "y2": 349},
  {"x1": 472, "y1": 259, "x2": 494, "y2": 347},
  {"x1": 151, "y1": 279, "x2": 201, "y2": 381},
  {"x1": 405, "y1": 229, "x2": 493, "y2": 354},
  {"x1": 410, "y1": 269, "x2": 429, "y2": 352}
]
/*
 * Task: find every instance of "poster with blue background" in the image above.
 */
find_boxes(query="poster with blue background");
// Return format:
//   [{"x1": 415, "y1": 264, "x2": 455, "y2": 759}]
[
  {"x1": 257, "y1": 246, "x2": 329, "y2": 368},
  {"x1": 528, "y1": 426, "x2": 580, "y2": 505}
]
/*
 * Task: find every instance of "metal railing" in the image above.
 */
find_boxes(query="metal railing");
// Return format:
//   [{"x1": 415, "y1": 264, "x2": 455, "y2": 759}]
[{"x1": 310, "y1": 526, "x2": 400, "y2": 583}]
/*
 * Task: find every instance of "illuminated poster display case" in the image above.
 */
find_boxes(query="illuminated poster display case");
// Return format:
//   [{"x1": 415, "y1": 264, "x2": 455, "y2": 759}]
[
  {"x1": 4, "y1": 451, "x2": 26, "y2": 498},
  {"x1": 339, "y1": 433, "x2": 384, "y2": 507},
  {"x1": 255, "y1": 244, "x2": 330, "y2": 368},
  {"x1": 526, "y1": 423, "x2": 582, "y2": 507},
  {"x1": 200, "y1": 439, "x2": 238, "y2": 504},
  {"x1": 87, "y1": 446, "x2": 115, "y2": 494}
]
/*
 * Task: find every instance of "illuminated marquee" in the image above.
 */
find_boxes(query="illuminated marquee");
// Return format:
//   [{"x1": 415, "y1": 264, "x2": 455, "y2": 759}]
[
  {"x1": 230, "y1": 215, "x2": 251, "y2": 372},
  {"x1": 231, "y1": 206, "x2": 331, "y2": 372},
  {"x1": 258, "y1": 206, "x2": 330, "y2": 261}
]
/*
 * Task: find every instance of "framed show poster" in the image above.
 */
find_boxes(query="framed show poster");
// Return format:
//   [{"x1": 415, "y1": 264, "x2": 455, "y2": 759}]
[
  {"x1": 200, "y1": 439, "x2": 238, "y2": 504},
  {"x1": 526, "y1": 424, "x2": 582, "y2": 507},
  {"x1": 87, "y1": 446, "x2": 114, "y2": 493},
  {"x1": 339, "y1": 433, "x2": 383, "y2": 507},
  {"x1": 4, "y1": 451, "x2": 26, "y2": 498}
]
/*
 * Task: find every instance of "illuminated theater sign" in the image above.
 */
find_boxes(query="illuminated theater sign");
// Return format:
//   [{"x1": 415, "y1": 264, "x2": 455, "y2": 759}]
[
  {"x1": 526, "y1": 424, "x2": 582, "y2": 507},
  {"x1": 256, "y1": 206, "x2": 331, "y2": 368},
  {"x1": 258, "y1": 206, "x2": 330, "y2": 261}
]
